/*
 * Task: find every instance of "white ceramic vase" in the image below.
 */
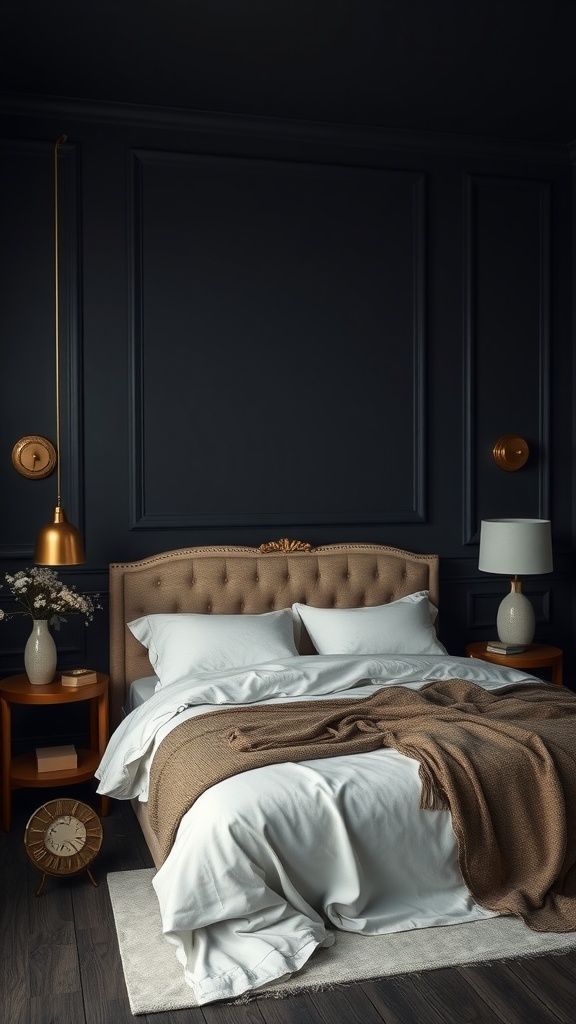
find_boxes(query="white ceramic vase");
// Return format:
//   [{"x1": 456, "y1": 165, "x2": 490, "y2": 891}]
[{"x1": 24, "y1": 618, "x2": 57, "y2": 685}]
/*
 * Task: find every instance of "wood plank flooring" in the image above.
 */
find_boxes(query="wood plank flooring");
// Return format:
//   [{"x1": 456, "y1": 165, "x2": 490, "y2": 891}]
[{"x1": 1, "y1": 783, "x2": 575, "y2": 1024}]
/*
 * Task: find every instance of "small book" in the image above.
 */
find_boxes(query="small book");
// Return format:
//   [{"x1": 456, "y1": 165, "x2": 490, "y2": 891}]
[
  {"x1": 486, "y1": 642, "x2": 527, "y2": 655},
  {"x1": 60, "y1": 668, "x2": 98, "y2": 687},
  {"x1": 36, "y1": 744, "x2": 78, "y2": 772}
]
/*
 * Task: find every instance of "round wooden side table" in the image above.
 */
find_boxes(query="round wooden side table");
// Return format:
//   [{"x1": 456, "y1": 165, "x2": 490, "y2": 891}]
[
  {"x1": 465, "y1": 643, "x2": 563, "y2": 686},
  {"x1": 0, "y1": 672, "x2": 109, "y2": 831}
]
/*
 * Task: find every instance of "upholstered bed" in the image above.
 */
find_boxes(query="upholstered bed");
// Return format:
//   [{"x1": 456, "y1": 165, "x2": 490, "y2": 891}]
[
  {"x1": 105, "y1": 540, "x2": 441, "y2": 863},
  {"x1": 97, "y1": 539, "x2": 576, "y2": 1005}
]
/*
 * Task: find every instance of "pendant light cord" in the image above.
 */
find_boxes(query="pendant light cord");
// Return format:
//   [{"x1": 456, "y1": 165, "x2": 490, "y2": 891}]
[
  {"x1": 33, "y1": 134, "x2": 85, "y2": 565},
  {"x1": 54, "y1": 134, "x2": 67, "y2": 509}
]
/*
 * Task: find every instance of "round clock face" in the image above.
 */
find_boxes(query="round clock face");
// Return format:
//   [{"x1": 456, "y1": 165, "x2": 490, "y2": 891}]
[
  {"x1": 44, "y1": 815, "x2": 87, "y2": 855},
  {"x1": 24, "y1": 798, "x2": 103, "y2": 877}
]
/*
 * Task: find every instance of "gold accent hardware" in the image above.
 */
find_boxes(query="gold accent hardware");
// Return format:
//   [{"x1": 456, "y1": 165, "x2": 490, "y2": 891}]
[
  {"x1": 492, "y1": 435, "x2": 529, "y2": 472},
  {"x1": 12, "y1": 436, "x2": 57, "y2": 479},
  {"x1": 258, "y1": 538, "x2": 314, "y2": 554}
]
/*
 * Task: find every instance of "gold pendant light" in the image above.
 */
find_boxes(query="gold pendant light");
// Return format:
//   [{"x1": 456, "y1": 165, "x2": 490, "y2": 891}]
[{"x1": 34, "y1": 135, "x2": 85, "y2": 566}]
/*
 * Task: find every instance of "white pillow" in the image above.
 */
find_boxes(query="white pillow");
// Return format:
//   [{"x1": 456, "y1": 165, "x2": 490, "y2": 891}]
[
  {"x1": 128, "y1": 609, "x2": 299, "y2": 688},
  {"x1": 292, "y1": 592, "x2": 446, "y2": 656}
]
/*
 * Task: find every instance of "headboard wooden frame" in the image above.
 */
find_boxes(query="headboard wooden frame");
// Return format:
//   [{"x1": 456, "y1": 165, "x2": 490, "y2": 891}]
[{"x1": 108, "y1": 541, "x2": 439, "y2": 726}]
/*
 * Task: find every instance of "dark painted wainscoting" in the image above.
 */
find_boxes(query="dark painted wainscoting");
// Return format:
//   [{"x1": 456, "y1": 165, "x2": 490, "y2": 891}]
[{"x1": 0, "y1": 103, "x2": 574, "y2": 752}]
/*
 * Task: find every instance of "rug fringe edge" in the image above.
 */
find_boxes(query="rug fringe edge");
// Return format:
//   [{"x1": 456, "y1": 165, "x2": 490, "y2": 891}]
[{"x1": 233, "y1": 943, "x2": 576, "y2": 1005}]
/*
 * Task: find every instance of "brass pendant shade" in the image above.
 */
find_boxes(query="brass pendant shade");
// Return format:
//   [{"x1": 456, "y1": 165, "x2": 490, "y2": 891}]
[
  {"x1": 34, "y1": 135, "x2": 85, "y2": 566},
  {"x1": 34, "y1": 506, "x2": 86, "y2": 566}
]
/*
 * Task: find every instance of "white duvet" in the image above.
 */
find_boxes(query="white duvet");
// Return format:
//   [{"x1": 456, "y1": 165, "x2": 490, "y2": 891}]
[{"x1": 96, "y1": 653, "x2": 540, "y2": 1004}]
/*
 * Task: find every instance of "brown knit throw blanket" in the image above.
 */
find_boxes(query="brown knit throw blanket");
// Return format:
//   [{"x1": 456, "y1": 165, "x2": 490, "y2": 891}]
[{"x1": 148, "y1": 679, "x2": 576, "y2": 932}]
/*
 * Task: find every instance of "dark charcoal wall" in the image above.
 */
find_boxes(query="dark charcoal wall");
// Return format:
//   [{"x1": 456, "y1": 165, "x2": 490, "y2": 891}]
[{"x1": 1, "y1": 105, "x2": 574, "y2": 744}]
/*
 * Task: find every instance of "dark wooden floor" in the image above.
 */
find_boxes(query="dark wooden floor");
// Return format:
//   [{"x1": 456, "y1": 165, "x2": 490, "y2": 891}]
[{"x1": 1, "y1": 784, "x2": 575, "y2": 1024}]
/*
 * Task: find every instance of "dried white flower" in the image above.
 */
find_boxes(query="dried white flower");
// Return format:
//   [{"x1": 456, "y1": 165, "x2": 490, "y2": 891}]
[{"x1": 0, "y1": 567, "x2": 101, "y2": 628}]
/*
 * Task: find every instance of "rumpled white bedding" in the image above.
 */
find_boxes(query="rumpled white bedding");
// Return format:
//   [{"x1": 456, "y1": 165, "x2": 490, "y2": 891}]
[{"x1": 96, "y1": 653, "x2": 540, "y2": 1005}]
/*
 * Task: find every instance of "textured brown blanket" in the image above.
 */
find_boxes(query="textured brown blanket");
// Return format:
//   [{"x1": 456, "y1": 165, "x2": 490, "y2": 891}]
[{"x1": 148, "y1": 678, "x2": 576, "y2": 931}]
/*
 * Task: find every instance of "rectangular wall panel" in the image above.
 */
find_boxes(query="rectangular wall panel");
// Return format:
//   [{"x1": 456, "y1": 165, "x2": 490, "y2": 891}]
[
  {"x1": 463, "y1": 174, "x2": 551, "y2": 544},
  {"x1": 128, "y1": 150, "x2": 426, "y2": 529}
]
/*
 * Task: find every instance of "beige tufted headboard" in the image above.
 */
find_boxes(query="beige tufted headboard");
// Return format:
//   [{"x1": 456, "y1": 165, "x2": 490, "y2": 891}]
[{"x1": 108, "y1": 540, "x2": 440, "y2": 726}]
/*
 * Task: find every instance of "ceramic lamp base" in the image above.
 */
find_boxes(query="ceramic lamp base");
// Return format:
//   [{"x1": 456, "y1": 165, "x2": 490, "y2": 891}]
[{"x1": 496, "y1": 582, "x2": 535, "y2": 646}]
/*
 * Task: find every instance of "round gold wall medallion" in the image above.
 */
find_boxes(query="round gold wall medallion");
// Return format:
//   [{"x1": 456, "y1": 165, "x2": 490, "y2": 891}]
[
  {"x1": 492, "y1": 435, "x2": 529, "y2": 472},
  {"x1": 12, "y1": 435, "x2": 57, "y2": 479}
]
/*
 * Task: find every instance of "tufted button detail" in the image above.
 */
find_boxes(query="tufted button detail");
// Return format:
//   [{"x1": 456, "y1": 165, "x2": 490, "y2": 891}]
[
  {"x1": 206, "y1": 603, "x2": 212, "y2": 613},
  {"x1": 156, "y1": 578, "x2": 162, "y2": 587}
]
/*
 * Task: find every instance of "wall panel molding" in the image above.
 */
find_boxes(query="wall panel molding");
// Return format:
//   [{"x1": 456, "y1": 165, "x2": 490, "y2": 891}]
[
  {"x1": 1, "y1": 93, "x2": 570, "y2": 166},
  {"x1": 463, "y1": 173, "x2": 551, "y2": 545},
  {"x1": 128, "y1": 148, "x2": 427, "y2": 530}
]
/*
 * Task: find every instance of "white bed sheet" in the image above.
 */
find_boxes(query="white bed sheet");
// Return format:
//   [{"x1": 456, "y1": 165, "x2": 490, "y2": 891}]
[
  {"x1": 97, "y1": 653, "x2": 540, "y2": 1005},
  {"x1": 125, "y1": 675, "x2": 159, "y2": 713}
]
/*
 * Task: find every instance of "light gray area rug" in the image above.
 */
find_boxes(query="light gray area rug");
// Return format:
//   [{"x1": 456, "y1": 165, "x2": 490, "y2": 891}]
[{"x1": 108, "y1": 868, "x2": 576, "y2": 1016}]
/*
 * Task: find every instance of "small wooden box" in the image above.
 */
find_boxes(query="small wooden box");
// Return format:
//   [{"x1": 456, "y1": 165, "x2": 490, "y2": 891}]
[
  {"x1": 36, "y1": 744, "x2": 78, "y2": 772},
  {"x1": 60, "y1": 669, "x2": 98, "y2": 687}
]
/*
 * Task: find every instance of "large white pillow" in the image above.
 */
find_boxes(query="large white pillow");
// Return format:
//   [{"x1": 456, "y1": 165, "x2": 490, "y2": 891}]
[
  {"x1": 128, "y1": 609, "x2": 299, "y2": 688},
  {"x1": 292, "y1": 592, "x2": 446, "y2": 656}
]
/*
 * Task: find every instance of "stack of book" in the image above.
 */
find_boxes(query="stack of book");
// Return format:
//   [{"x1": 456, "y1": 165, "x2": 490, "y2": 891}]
[{"x1": 486, "y1": 642, "x2": 527, "y2": 655}]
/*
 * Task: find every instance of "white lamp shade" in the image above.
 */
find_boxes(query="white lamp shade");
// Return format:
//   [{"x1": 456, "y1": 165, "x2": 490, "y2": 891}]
[{"x1": 478, "y1": 519, "x2": 553, "y2": 576}]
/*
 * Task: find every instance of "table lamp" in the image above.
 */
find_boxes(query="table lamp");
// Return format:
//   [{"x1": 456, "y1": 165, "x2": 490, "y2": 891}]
[{"x1": 478, "y1": 518, "x2": 553, "y2": 646}]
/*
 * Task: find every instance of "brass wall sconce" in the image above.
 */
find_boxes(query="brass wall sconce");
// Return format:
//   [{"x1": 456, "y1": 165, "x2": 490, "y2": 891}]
[
  {"x1": 34, "y1": 135, "x2": 85, "y2": 565},
  {"x1": 25, "y1": 135, "x2": 86, "y2": 565},
  {"x1": 492, "y1": 434, "x2": 529, "y2": 472},
  {"x1": 12, "y1": 435, "x2": 57, "y2": 480}
]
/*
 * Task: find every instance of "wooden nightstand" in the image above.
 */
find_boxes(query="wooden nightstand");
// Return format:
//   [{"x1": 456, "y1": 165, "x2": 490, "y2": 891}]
[
  {"x1": 465, "y1": 643, "x2": 563, "y2": 686},
  {"x1": 0, "y1": 672, "x2": 109, "y2": 831}
]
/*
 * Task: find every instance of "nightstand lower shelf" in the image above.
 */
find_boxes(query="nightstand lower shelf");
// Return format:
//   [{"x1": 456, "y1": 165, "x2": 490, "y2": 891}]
[{"x1": 10, "y1": 748, "x2": 101, "y2": 787}]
